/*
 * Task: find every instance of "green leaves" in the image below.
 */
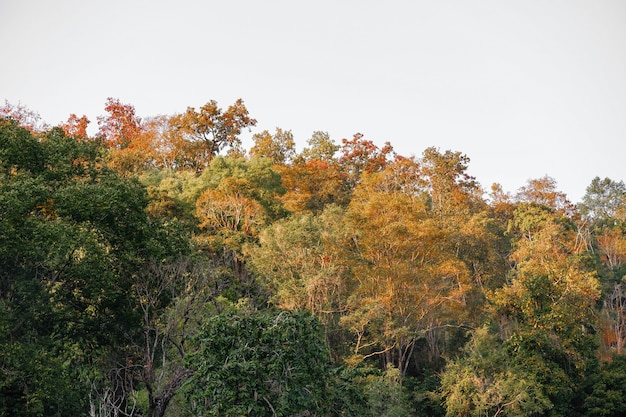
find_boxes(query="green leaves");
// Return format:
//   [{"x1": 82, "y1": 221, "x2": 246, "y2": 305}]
[{"x1": 187, "y1": 310, "x2": 332, "y2": 417}]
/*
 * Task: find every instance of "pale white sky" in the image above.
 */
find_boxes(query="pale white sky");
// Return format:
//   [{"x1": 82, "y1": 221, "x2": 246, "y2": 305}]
[{"x1": 2, "y1": 0, "x2": 625, "y2": 202}]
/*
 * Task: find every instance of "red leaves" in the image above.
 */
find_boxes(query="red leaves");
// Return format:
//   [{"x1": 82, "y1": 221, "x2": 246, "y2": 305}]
[{"x1": 97, "y1": 97, "x2": 143, "y2": 149}]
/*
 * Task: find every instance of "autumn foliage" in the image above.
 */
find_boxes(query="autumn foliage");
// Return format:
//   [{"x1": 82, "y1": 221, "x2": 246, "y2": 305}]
[{"x1": 1, "y1": 99, "x2": 626, "y2": 417}]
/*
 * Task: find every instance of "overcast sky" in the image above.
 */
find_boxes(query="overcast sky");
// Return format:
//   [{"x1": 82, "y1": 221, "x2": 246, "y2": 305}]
[{"x1": 2, "y1": 0, "x2": 625, "y2": 202}]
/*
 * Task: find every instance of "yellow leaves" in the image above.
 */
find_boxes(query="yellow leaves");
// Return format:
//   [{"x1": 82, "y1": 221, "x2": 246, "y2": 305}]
[
  {"x1": 597, "y1": 228, "x2": 626, "y2": 270},
  {"x1": 196, "y1": 187, "x2": 265, "y2": 238},
  {"x1": 31, "y1": 198, "x2": 57, "y2": 219}
]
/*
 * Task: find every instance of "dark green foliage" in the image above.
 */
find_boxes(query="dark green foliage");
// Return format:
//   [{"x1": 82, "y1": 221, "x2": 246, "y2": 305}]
[
  {"x1": 0, "y1": 117, "x2": 44, "y2": 175},
  {"x1": 583, "y1": 356, "x2": 626, "y2": 416},
  {"x1": 186, "y1": 310, "x2": 333, "y2": 417},
  {"x1": 0, "y1": 122, "x2": 188, "y2": 416}
]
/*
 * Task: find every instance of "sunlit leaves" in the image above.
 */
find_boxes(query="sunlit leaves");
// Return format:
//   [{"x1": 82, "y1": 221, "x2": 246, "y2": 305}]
[
  {"x1": 97, "y1": 97, "x2": 143, "y2": 149},
  {"x1": 338, "y1": 133, "x2": 394, "y2": 187},
  {"x1": 249, "y1": 127, "x2": 296, "y2": 164},
  {"x1": 61, "y1": 113, "x2": 90, "y2": 139},
  {"x1": 170, "y1": 98, "x2": 256, "y2": 163},
  {"x1": 0, "y1": 100, "x2": 49, "y2": 132},
  {"x1": 440, "y1": 327, "x2": 552, "y2": 417}
]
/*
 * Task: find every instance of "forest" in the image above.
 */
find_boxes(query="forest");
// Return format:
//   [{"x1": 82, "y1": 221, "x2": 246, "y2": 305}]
[{"x1": 1, "y1": 98, "x2": 625, "y2": 417}]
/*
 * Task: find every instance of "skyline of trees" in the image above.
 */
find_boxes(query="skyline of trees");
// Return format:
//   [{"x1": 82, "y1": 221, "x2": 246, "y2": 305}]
[{"x1": 2, "y1": 98, "x2": 626, "y2": 416}]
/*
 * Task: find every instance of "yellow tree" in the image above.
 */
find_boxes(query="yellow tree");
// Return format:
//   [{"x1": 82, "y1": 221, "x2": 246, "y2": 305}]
[
  {"x1": 342, "y1": 159, "x2": 475, "y2": 374},
  {"x1": 249, "y1": 127, "x2": 296, "y2": 165},
  {"x1": 279, "y1": 159, "x2": 350, "y2": 214}
]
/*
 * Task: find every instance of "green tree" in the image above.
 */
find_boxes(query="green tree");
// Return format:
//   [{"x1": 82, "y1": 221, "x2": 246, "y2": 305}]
[
  {"x1": 364, "y1": 366, "x2": 414, "y2": 417},
  {"x1": 245, "y1": 205, "x2": 352, "y2": 359},
  {"x1": 579, "y1": 176, "x2": 626, "y2": 225},
  {"x1": 186, "y1": 310, "x2": 333, "y2": 417},
  {"x1": 490, "y1": 203, "x2": 601, "y2": 415},
  {"x1": 0, "y1": 117, "x2": 44, "y2": 175},
  {"x1": 440, "y1": 327, "x2": 552, "y2": 417},
  {"x1": 583, "y1": 355, "x2": 626, "y2": 416},
  {"x1": 0, "y1": 123, "x2": 187, "y2": 416},
  {"x1": 299, "y1": 131, "x2": 339, "y2": 162}
]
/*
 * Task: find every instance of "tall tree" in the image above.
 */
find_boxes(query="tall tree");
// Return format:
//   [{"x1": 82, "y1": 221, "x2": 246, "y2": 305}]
[
  {"x1": 338, "y1": 133, "x2": 394, "y2": 188},
  {"x1": 341, "y1": 159, "x2": 487, "y2": 374},
  {"x1": 170, "y1": 99, "x2": 256, "y2": 166},
  {"x1": 249, "y1": 127, "x2": 296, "y2": 164},
  {"x1": 97, "y1": 97, "x2": 143, "y2": 149},
  {"x1": 245, "y1": 205, "x2": 352, "y2": 359},
  {"x1": 491, "y1": 203, "x2": 601, "y2": 414},
  {"x1": 0, "y1": 123, "x2": 188, "y2": 416},
  {"x1": 579, "y1": 176, "x2": 626, "y2": 225},
  {"x1": 420, "y1": 147, "x2": 482, "y2": 216},
  {"x1": 61, "y1": 113, "x2": 90, "y2": 139},
  {"x1": 515, "y1": 175, "x2": 575, "y2": 215},
  {"x1": 300, "y1": 130, "x2": 339, "y2": 162},
  {"x1": 130, "y1": 258, "x2": 223, "y2": 417}
]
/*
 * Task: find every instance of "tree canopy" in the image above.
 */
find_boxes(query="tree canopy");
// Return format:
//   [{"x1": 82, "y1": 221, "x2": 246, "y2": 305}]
[{"x1": 1, "y1": 100, "x2": 625, "y2": 417}]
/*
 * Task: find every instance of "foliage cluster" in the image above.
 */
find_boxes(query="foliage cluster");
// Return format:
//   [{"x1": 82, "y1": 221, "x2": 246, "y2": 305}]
[{"x1": 1, "y1": 99, "x2": 626, "y2": 416}]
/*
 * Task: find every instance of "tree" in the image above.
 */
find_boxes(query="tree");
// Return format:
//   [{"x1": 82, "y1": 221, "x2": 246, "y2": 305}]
[
  {"x1": 600, "y1": 282, "x2": 626, "y2": 356},
  {"x1": 420, "y1": 147, "x2": 483, "y2": 216},
  {"x1": 0, "y1": 100, "x2": 49, "y2": 132},
  {"x1": 0, "y1": 117, "x2": 44, "y2": 175},
  {"x1": 583, "y1": 355, "x2": 626, "y2": 416},
  {"x1": 61, "y1": 113, "x2": 90, "y2": 139},
  {"x1": 279, "y1": 159, "x2": 351, "y2": 213},
  {"x1": 491, "y1": 203, "x2": 601, "y2": 414},
  {"x1": 97, "y1": 97, "x2": 143, "y2": 149},
  {"x1": 193, "y1": 156, "x2": 286, "y2": 303},
  {"x1": 363, "y1": 366, "x2": 414, "y2": 417},
  {"x1": 128, "y1": 258, "x2": 224, "y2": 417},
  {"x1": 245, "y1": 205, "x2": 352, "y2": 358},
  {"x1": 515, "y1": 175, "x2": 575, "y2": 215},
  {"x1": 186, "y1": 310, "x2": 333, "y2": 417},
  {"x1": 0, "y1": 123, "x2": 188, "y2": 416},
  {"x1": 440, "y1": 327, "x2": 552, "y2": 417},
  {"x1": 249, "y1": 127, "x2": 296, "y2": 164},
  {"x1": 341, "y1": 159, "x2": 486, "y2": 374},
  {"x1": 579, "y1": 176, "x2": 626, "y2": 225},
  {"x1": 169, "y1": 99, "x2": 256, "y2": 166},
  {"x1": 300, "y1": 130, "x2": 339, "y2": 162},
  {"x1": 338, "y1": 133, "x2": 394, "y2": 187}
]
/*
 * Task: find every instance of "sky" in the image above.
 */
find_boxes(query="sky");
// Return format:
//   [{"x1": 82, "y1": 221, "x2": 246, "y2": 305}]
[{"x1": 2, "y1": 0, "x2": 625, "y2": 203}]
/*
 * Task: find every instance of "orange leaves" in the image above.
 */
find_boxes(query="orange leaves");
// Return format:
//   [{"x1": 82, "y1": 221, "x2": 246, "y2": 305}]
[
  {"x1": 97, "y1": 97, "x2": 142, "y2": 149},
  {"x1": 196, "y1": 186, "x2": 265, "y2": 238},
  {"x1": 0, "y1": 100, "x2": 49, "y2": 132},
  {"x1": 170, "y1": 98, "x2": 256, "y2": 161},
  {"x1": 596, "y1": 228, "x2": 626, "y2": 270},
  {"x1": 249, "y1": 127, "x2": 296, "y2": 164},
  {"x1": 61, "y1": 114, "x2": 90, "y2": 139},
  {"x1": 338, "y1": 133, "x2": 394, "y2": 186},
  {"x1": 279, "y1": 159, "x2": 350, "y2": 213}
]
